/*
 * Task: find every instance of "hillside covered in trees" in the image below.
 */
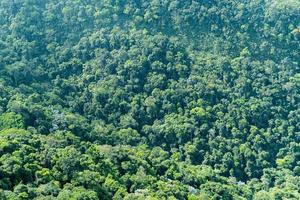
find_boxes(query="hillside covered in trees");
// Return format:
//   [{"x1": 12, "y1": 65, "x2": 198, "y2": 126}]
[{"x1": 0, "y1": 0, "x2": 300, "y2": 199}]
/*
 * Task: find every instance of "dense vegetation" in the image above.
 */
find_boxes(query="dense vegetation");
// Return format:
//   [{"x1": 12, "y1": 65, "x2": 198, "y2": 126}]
[{"x1": 0, "y1": 0, "x2": 299, "y2": 199}]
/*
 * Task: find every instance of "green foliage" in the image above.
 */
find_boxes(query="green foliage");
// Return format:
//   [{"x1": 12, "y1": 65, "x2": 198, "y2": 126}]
[
  {"x1": 0, "y1": 0, "x2": 299, "y2": 199},
  {"x1": 0, "y1": 112, "x2": 25, "y2": 130},
  {"x1": 0, "y1": 128, "x2": 28, "y2": 136}
]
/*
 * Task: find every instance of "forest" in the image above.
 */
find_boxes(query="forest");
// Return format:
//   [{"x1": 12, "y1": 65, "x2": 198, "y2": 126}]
[{"x1": 0, "y1": 0, "x2": 299, "y2": 199}]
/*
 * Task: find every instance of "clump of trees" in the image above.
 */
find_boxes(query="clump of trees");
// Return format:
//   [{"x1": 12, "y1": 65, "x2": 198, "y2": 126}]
[{"x1": 0, "y1": 0, "x2": 299, "y2": 199}]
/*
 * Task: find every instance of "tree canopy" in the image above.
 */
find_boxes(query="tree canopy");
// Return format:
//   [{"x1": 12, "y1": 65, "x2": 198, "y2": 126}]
[{"x1": 0, "y1": 0, "x2": 299, "y2": 199}]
